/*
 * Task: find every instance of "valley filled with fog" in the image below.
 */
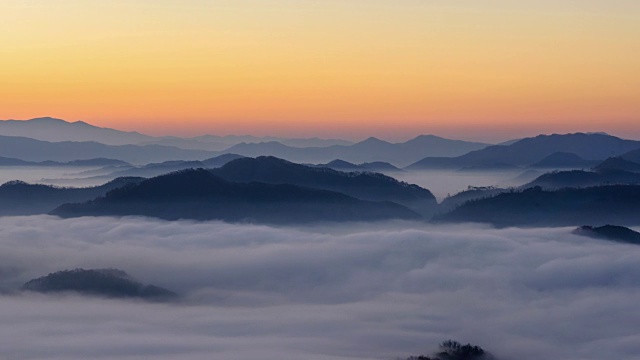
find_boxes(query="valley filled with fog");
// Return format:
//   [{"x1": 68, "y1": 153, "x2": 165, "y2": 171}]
[{"x1": 1, "y1": 215, "x2": 639, "y2": 360}]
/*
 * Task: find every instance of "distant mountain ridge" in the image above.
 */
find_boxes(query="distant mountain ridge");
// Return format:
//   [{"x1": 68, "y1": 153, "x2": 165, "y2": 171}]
[
  {"x1": 0, "y1": 118, "x2": 489, "y2": 166},
  {"x1": 0, "y1": 117, "x2": 352, "y2": 151},
  {"x1": 408, "y1": 133, "x2": 640, "y2": 170},
  {"x1": 0, "y1": 134, "x2": 215, "y2": 165},
  {"x1": 0, "y1": 117, "x2": 153, "y2": 145},
  {"x1": 0, "y1": 156, "x2": 129, "y2": 167},
  {"x1": 222, "y1": 135, "x2": 489, "y2": 167}
]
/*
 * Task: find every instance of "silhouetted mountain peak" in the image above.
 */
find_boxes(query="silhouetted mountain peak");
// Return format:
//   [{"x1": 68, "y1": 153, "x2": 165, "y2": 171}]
[
  {"x1": 27, "y1": 117, "x2": 68, "y2": 123},
  {"x1": 594, "y1": 157, "x2": 640, "y2": 173},
  {"x1": 354, "y1": 137, "x2": 393, "y2": 147},
  {"x1": 530, "y1": 152, "x2": 591, "y2": 168}
]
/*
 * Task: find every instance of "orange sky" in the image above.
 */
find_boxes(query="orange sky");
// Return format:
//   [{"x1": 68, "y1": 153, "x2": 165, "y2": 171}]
[{"x1": 1, "y1": 1, "x2": 639, "y2": 141}]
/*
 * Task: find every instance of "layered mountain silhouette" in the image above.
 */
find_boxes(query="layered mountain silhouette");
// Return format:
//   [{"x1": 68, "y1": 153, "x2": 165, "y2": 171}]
[
  {"x1": 0, "y1": 177, "x2": 144, "y2": 216},
  {"x1": 0, "y1": 134, "x2": 215, "y2": 164},
  {"x1": 0, "y1": 117, "x2": 352, "y2": 150},
  {"x1": 51, "y1": 169, "x2": 421, "y2": 223},
  {"x1": 408, "y1": 133, "x2": 640, "y2": 170},
  {"x1": 0, "y1": 117, "x2": 153, "y2": 145},
  {"x1": 222, "y1": 135, "x2": 488, "y2": 167},
  {"x1": 522, "y1": 156, "x2": 640, "y2": 190},
  {"x1": 210, "y1": 156, "x2": 437, "y2": 216},
  {"x1": 594, "y1": 157, "x2": 640, "y2": 173},
  {"x1": 0, "y1": 118, "x2": 492, "y2": 167},
  {"x1": 316, "y1": 160, "x2": 403, "y2": 173},
  {"x1": 573, "y1": 225, "x2": 640, "y2": 245},
  {"x1": 0, "y1": 156, "x2": 129, "y2": 167},
  {"x1": 90, "y1": 154, "x2": 245, "y2": 180},
  {"x1": 143, "y1": 135, "x2": 352, "y2": 151},
  {"x1": 523, "y1": 170, "x2": 640, "y2": 190},
  {"x1": 23, "y1": 268, "x2": 177, "y2": 300},
  {"x1": 436, "y1": 185, "x2": 640, "y2": 227}
]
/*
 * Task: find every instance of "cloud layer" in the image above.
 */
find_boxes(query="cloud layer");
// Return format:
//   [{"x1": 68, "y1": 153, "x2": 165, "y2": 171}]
[{"x1": 0, "y1": 216, "x2": 639, "y2": 360}]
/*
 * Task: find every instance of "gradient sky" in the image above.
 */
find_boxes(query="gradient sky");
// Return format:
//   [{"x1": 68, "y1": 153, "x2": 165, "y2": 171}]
[{"x1": 1, "y1": 0, "x2": 639, "y2": 141}]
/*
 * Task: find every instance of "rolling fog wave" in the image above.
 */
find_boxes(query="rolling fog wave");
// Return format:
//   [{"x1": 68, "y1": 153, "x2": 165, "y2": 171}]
[{"x1": 0, "y1": 216, "x2": 639, "y2": 360}]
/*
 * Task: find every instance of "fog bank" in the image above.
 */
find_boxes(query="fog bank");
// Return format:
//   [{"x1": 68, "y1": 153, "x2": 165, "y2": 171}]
[{"x1": 0, "y1": 216, "x2": 639, "y2": 360}]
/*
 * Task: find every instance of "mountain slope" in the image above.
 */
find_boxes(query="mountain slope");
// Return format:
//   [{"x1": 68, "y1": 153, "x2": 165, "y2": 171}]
[
  {"x1": 529, "y1": 152, "x2": 595, "y2": 168},
  {"x1": 436, "y1": 185, "x2": 640, "y2": 227},
  {"x1": 211, "y1": 156, "x2": 438, "y2": 216},
  {"x1": 523, "y1": 169, "x2": 640, "y2": 190},
  {"x1": 51, "y1": 169, "x2": 421, "y2": 223},
  {"x1": 0, "y1": 177, "x2": 144, "y2": 216},
  {"x1": 593, "y1": 157, "x2": 640, "y2": 173},
  {"x1": 408, "y1": 133, "x2": 640, "y2": 170}
]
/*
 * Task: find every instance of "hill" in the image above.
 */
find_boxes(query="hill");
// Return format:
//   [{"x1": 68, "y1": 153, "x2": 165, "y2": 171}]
[
  {"x1": 23, "y1": 268, "x2": 177, "y2": 300},
  {"x1": 408, "y1": 133, "x2": 640, "y2": 170},
  {"x1": 523, "y1": 170, "x2": 640, "y2": 190},
  {"x1": 0, "y1": 177, "x2": 144, "y2": 216},
  {"x1": 594, "y1": 157, "x2": 640, "y2": 173},
  {"x1": 529, "y1": 152, "x2": 595, "y2": 168},
  {"x1": 436, "y1": 185, "x2": 640, "y2": 227},
  {"x1": 438, "y1": 187, "x2": 508, "y2": 212},
  {"x1": 211, "y1": 156, "x2": 438, "y2": 216},
  {"x1": 51, "y1": 169, "x2": 421, "y2": 224},
  {"x1": 573, "y1": 225, "x2": 640, "y2": 245}
]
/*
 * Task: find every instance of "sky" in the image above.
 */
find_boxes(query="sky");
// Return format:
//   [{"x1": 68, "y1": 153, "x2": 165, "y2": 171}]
[
  {"x1": 1, "y1": 216, "x2": 640, "y2": 359},
  {"x1": 1, "y1": 1, "x2": 639, "y2": 141}
]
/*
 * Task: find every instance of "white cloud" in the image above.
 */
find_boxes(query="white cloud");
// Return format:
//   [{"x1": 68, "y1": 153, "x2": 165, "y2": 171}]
[{"x1": 0, "y1": 216, "x2": 639, "y2": 359}]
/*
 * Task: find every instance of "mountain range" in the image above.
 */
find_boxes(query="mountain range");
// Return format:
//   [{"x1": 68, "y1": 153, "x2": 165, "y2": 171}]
[
  {"x1": 0, "y1": 118, "x2": 490, "y2": 167},
  {"x1": 0, "y1": 134, "x2": 215, "y2": 165},
  {"x1": 210, "y1": 156, "x2": 437, "y2": 216},
  {"x1": 0, "y1": 117, "x2": 351, "y2": 149},
  {"x1": 52, "y1": 169, "x2": 421, "y2": 224},
  {"x1": 408, "y1": 133, "x2": 640, "y2": 170},
  {"x1": 220, "y1": 135, "x2": 489, "y2": 167}
]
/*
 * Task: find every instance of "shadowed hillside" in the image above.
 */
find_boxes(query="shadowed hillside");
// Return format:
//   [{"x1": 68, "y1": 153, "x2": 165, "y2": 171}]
[
  {"x1": 436, "y1": 185, "x2": 640, "y2": 227},
  {"x1": 0, "y1": 177, "x2": 144, "y2": 216},
  {"x1": 211, "y1": 156, "x2": 438, "y2": 216},
  {"x1": 52, "y1": 169, "x2": 421, "y2": 224}
]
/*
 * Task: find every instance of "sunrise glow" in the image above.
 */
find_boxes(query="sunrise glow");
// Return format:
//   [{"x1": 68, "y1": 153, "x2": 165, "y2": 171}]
[{"x1": 1, "y1": 1, "x2": 639, "y2": 141}]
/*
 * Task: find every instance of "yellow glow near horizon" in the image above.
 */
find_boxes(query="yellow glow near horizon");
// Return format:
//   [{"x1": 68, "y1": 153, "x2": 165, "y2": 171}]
[{"x1": 1, "y1": 1, "x2": 639, "y2": 141}]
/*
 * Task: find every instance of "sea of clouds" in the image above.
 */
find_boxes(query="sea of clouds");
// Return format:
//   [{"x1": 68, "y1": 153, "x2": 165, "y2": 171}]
[{"x1": 0, "y1": 216, "x2": 639, "y2": 360}]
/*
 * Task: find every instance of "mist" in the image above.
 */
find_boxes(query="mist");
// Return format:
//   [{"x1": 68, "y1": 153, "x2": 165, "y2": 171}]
[
  {"x1": 392, "y1": 170, "x2": 528, "y2": 200},
  {"x1": 1, "y1": 216, "x2": 639, "y2": 360}
]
